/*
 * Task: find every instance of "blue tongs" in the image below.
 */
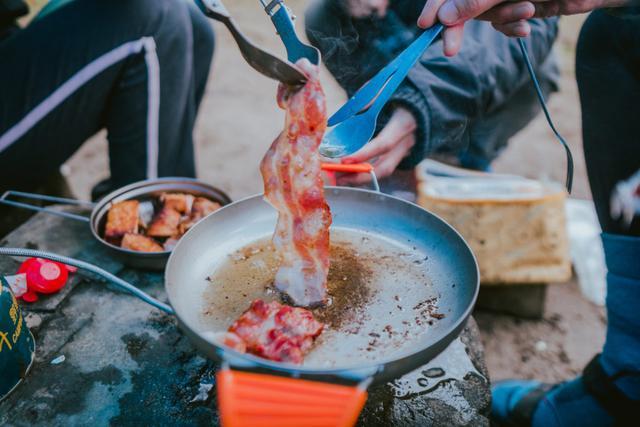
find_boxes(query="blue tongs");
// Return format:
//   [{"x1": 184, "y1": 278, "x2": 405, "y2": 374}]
[
  {"x1": 259, "y1": 0, "x2": 441, "y2": 158},
  {"x1": 259, "y1": 0, "x2": 320, "y2": 65},
  {"x1": 259, "y1": 0, "x2": 442, "y2": 158},
  {"x1": 321, "y1": 24, "x2": 443, "y2": 158}
]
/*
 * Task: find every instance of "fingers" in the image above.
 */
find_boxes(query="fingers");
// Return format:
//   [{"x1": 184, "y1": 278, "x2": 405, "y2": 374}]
[
  {"x1": 492, "y1": 19, "x2": 531, "y2": 37},
  {"x1": 418, "y1": 0, "x2": 447, "y2": 28},
  {"x1": 436, "y1": 0, "x2": 512, "y2": 26},
  {"x1": 342, "y1": 108, "x2": 417, "y2": 164},
  {"x1": 477, "y1": 1, "x2": 535, "y2": 23},
  {"x1": 442, "y1": 24, "x2": 465, "y2": 57},
  {"x1": 531, "y1": 1, "x2": 562, "y2": 18},
  {"x1": 338, "y1": 134, "x2": 416, "y2": 185}
]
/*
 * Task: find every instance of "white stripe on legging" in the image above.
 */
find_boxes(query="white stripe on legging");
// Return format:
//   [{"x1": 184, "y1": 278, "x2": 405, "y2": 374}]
[{"x1": 0, "y1": 37, "x2": 161, "y2": 179}]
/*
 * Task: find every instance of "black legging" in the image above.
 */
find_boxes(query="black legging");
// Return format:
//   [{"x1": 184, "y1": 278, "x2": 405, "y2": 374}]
[
  {"x1": 576, "y1": 10, "x2": 640, "y2": 236},
  {"x1": 0, "y1": 0, "x2": 214, "y2": 191}
]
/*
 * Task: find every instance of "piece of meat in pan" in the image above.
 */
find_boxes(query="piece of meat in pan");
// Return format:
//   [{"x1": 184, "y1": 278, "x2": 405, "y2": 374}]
[
  {"x1": 260, "y1": 59, "x2": 331, "y2": 307},
  {"x1": 121, "y1": 233, "x2": 163, "y2": 252},
  {"x1": 147, "y1": 206, "x2": 182, "y2": 237},
  {"x1": 104, "y1": 200, "x2": 139, "y2": 244},
  {"x1": 179, "y1": 197, "x2": 221, "y2": 234},
  {"x1": 226, "y1": 299, "x2": 324, "y2": 364},
  {"x1": 160, "y1": 193, "x2": 194, "y2": 215}
]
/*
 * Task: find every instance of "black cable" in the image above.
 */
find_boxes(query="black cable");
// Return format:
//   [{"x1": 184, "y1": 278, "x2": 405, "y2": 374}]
[{"x1": 518, "y1": 37, "x2": 574, "y2": 193}]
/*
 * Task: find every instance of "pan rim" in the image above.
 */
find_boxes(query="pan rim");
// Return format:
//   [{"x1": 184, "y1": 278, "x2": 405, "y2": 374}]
[{"x1": 166, "y1": 186, "x2": 480, "y2": 379}]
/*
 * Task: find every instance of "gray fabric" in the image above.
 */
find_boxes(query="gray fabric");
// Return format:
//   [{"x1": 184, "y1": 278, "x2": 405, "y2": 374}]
[{"x1": 306, "y1": 0, "x2": 560, "y2": 169}]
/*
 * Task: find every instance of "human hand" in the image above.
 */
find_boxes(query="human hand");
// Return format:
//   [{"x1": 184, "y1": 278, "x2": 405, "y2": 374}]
[
  {"x1": 417, "y1": 0, "x2": 630, "y2": 56},
  {"x1": 337, "y1": 107, "x2": 417, "y2": 185},
  {"x1": 345, "y1": 0, "x2": 390, "y2": 18}
]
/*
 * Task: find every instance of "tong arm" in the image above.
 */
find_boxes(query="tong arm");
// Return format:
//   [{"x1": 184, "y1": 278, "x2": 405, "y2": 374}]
[
  {"x1": 328, "y1": 24, "x2": 442, "y2": 127},
  {"x1": 258, "y1": 0, "x2": 320, "y2": 64}
]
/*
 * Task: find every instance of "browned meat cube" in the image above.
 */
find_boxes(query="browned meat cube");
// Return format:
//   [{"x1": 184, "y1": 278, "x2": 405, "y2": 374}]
[
  {"x1": 104, "y1": 200, "x2": 139, "y2": 244},
  {"x1": 178, "y1": 197, "x2": 221, "y2": 234},
  {"x1": 192, "y1": 197, "x2": 221, "y2": 220},
  {"x1": 121, "y1": 233, "x2": 163, "y2": 252},
  {"x1": 160, "y1": 193, "x2": 194, "y2": 215},
  {"x1": 146, "y1": 207, "x2": 181, "y2": 237}
]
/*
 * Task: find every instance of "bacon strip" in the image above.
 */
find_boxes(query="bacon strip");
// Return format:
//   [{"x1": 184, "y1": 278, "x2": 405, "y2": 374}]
[{"x1": 260, "y1": 60, "x2": 331, "y2": 307}]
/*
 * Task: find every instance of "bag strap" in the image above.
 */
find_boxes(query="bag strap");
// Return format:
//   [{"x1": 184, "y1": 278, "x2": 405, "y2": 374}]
[{"x1": 582, "y1": 354, "x2": 639, "y2": 425}]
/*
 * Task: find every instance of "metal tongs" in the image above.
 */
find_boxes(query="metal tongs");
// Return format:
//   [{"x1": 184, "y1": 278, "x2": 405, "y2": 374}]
[
  {"x1": 320, "y1": 24, "x2": 443, "y2": 158},
  {"x1": 195, "y1": 0, "x2": 306, "y2": 86},
  {"x1": 258, "y1": 0, "x2": 320, "y2": 65}
]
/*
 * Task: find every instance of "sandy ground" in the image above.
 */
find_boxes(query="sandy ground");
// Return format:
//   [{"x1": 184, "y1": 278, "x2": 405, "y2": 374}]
[{"x1": 60, "y1": 3, "x2": 605, "y2": 384}]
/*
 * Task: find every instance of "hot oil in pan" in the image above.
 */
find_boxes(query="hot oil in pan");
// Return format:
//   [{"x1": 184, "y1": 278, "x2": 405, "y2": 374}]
[{"x1": 201, "y1": 229, "x2": 446, "y2": 368}]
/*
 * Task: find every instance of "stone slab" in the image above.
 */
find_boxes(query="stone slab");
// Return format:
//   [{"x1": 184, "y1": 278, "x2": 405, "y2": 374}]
[{"x1": 1, "y1": 212, "x2": 491, "y2": 426}]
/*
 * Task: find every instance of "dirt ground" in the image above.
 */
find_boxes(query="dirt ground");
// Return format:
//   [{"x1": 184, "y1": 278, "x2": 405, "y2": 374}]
[{"x1": 60, "y1": 3, "x2": 605, "y2": 384}]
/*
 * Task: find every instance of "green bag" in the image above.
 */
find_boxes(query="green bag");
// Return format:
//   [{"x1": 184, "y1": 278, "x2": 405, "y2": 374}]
[{"x1": 0, "y1": 276, "x2": 35, "y2": 401}]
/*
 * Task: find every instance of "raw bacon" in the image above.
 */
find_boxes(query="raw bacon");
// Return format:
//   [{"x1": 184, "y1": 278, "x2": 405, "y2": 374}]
[
  {"x1": 227, "y1": 300, "x2": 324, "y2": 364},
  {"x1": 260, "y1": 60, "x2": 331, "y2": 307}
]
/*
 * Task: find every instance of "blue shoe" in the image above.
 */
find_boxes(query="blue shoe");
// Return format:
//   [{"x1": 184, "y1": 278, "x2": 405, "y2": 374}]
[
  {"x1": 491, "y1": 380, "x2": 550, "y2": 426},
  {"x1": 490, "y1": 233, "x2": 640, "y2": 426},
  {"x1": 491, "y1": 369, "x2": 619, "y2": 426}
]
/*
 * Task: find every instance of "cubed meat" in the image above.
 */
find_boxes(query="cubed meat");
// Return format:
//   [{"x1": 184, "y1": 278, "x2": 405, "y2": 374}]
[
  {"x1": 146, "y1": 206, "x2": 181, "y2": 237},
  {"x1": 160, "y1": 193, "x2": 194, "y2": 215},
  {"x1": 179, "y1": 197, "x2": 221, "y2": 233},
  {"x1": 121, "y1": 233, "x2": 164, "y2": 252},
  {"x1": 192, "y1": 197, "x2": 221, "y2": 220},
  {"x1": 104, "y1": 200, "x2": 139, "y2": 244},
  {"x1": 228, "y1": 299, "x2": 324, "y2": 364}
]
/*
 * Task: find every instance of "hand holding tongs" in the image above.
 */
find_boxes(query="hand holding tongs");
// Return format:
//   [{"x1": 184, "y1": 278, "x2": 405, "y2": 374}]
[
  {"x1": 319, "y1": 24, "x2": 443, "y2": 158},
  {"x1": 258, "y1": 0, "x2": 320, "y2": 65},
  {"x1": 195, "y1": 0, "x2": 306, "y2": 86}
]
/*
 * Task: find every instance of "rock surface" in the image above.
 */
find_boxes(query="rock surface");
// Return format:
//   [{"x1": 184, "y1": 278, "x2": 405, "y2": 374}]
[{"x1": 0, "y1": 211, "x2": 490, "y2": 426}]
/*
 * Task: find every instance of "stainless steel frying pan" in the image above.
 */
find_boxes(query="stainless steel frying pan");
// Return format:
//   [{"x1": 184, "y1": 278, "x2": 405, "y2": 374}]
[
  {"x1": 165, "y1": 185, "x2": 479, "y2": 425},
  {"x1": 1, "y1": 180, "x2": 478, "y2": 425}
]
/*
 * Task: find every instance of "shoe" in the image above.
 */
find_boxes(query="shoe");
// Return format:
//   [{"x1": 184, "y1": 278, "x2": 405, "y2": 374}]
[{"x1": 490, "y1": 233, "x2": 640, "y2": 426}]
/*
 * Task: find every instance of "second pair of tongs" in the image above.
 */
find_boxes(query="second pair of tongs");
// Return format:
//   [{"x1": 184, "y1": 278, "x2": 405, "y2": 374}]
[
  {"x1": 195, "y1": 0, "x2": 307, "y2": 86},
  {"x1": 259, "y1": 0, "x2": 320, "y2": 65},
  {"x1": 319, "y1": 24, "x2": 443, "y2": 158}
]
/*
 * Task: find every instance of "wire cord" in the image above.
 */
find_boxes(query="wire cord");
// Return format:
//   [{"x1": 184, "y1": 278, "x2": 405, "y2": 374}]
[{"x1": 0, "y1": 247, "x2": 174, "y2": 314}]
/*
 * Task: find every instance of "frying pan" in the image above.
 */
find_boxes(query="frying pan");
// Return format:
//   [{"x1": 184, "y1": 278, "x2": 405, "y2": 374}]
[
  {"x1": 1, "y1": 170, "x2": 479, "y2": 426},
  {"x1": 165, "y1": 178, "x2": 479, "y2": 425},
  {"x1": 0, "y1": 178, "x2": 231, "y2": 270}
]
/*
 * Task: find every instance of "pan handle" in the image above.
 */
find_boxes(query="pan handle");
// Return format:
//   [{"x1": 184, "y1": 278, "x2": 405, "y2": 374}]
[
  {"x1": 0, "y1": 248, "x2": 174, "y2": 314},
  {"x1": 0, "y1": 191, "x2": 94, "y2": 223},
  {"x1": 217, "y1": 367, "x2": 369, "y2": 427},
  {"x1": 320, "y1": 162, "x2": 380, "y2": 193}
]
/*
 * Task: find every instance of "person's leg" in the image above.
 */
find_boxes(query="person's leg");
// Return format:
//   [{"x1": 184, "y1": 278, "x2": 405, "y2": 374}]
[
  {"x1": 188, "y1": 1, "x2": 215, "y2": 110},
  {"x1": 573, "y1": 5, "x2": 640, "y2": 402},
  {"x1": 491, "y1": 10, "x2": 640, "y2": 426},
  {"x1": 0, "y1": 0, "x2": 213, "y2": 192}
]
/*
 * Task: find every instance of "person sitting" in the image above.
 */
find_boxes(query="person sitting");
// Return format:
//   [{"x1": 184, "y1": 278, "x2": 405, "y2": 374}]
[
  {"x1": 0, "y1": 0, "x2": 214, "y2": 200},
  {"x1": 305, "y1": 0, "x2": 560, "y2": 186}
]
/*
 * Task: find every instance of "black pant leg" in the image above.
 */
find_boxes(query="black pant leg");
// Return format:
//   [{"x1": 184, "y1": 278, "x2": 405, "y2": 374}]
[
  {"x1": 576, "y1": 10, "x2": 640, "y2": 236},
  {"x1": 0, "y1": 0, "x2": 214, "y2": 190}
]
